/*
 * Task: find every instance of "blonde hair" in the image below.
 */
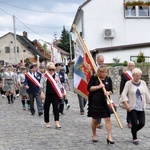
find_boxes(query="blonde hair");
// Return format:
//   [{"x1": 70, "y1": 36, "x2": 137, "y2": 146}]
[
  {"x1": 46, "y1": 62, "x2": 56, "y2": 70},
  {"x1": 96, "y1": 65, "x2": 108, "y2": 75},
  {"x1": 132, "y1": 67, "x2": 142, "y2": 76}
]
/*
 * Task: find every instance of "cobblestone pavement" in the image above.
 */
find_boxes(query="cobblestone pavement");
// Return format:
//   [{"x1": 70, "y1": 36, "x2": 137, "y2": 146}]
[{"x1": 0, "y1": 91, "x2": 150, "y2": 150}]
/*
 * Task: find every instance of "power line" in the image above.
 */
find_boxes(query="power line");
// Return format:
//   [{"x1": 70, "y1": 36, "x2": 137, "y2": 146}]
[
  {"x1": 25, "y1": 23, "x2": 70, "y2": 29},
  {"x1": 0, "y1": 1, "x2": 75, "y2": 14},
  {"x1": 0, "y1": 6, "x2": 73, "y2": 41},
  {"x1": 0, "y1": 7, "x2": 70, "y2": 29},
  {"x1": 15, "y1": 17, "x2": 52, "y2": 39},
  {"x1": 0, "y1": 7, "x2": 12, "y2": 16},
  {"x1": 0, "y1": 7, "x2": 52, "y2": 39}
]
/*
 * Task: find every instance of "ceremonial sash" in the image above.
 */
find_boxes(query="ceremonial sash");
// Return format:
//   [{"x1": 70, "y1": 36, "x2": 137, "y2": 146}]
[
  {"x1": 44, "y1": 72, "x2": 63, "y2": 99},
  {"x1": 124, "y1": 71, "x2": 133, "y2": 80},
  {"x1": 25, "y1": 72, "x2": 40, "y2": 87}
]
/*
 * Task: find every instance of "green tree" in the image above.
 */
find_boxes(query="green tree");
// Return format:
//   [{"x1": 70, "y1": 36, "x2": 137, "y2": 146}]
[
  {"x1": 57, "y1": 26, "x2": 74, "y2": 59},
  {"x1": 43, "y1": 43, "x2": 48, "y2": 50}
]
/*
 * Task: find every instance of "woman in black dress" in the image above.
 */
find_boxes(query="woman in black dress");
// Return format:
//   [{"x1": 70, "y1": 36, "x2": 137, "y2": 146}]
[{"x1": 87, "y1": 65, "x2": 114, "y2": 144}]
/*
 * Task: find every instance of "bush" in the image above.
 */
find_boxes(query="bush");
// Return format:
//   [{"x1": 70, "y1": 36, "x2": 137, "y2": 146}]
[
  {"x1": 137, "y1": 52, "x2": 145, "y2": 63},
  {"x1": 123, "y1": 61, "x2": 128, "y2": 66}
]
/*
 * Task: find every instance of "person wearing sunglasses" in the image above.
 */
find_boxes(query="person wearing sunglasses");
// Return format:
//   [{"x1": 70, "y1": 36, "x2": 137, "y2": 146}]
[{"x1": 40, "y1": 62, "x2": 62, "y2": 129}]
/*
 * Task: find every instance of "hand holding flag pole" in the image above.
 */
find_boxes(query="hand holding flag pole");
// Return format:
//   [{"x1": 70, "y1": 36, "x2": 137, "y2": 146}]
[{"x1": 73, "y1": 24, "x2": 123, "y2": 129}]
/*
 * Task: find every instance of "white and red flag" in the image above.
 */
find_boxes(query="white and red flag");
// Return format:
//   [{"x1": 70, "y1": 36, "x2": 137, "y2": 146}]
[{"x1": 74, "y1": 38, "x2": 93, "y2": 100}]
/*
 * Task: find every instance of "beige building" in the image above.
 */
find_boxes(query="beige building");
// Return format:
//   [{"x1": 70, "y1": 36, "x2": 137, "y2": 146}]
[{"x1": 0, "y1": 32, "x2": 49, "y2": 65}]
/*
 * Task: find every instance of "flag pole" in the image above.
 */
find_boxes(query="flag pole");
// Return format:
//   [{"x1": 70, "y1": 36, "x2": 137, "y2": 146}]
[
  {"x1": 73, "y1": 24, "x2": 123, "y2": 129},
  {"x1": 37, "y1": 55, "x2": 40, "y2": 71}
]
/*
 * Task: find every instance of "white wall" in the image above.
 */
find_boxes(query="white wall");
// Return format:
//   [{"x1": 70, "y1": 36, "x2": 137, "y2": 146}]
[
  {"x1": 97, "y1": 47, "x2": 150, "y2": 64},
  {"x1": 52, "y1": 47, "x2": 62, "y2": 63},
  {"x1": 78, "y1": 0, "x2": 150, "y2": 50}
]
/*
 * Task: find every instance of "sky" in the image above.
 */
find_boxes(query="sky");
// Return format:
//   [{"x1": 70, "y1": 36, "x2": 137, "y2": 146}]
[{"x1": 0, "y1": 0, "x2": 86, "y2": 44}]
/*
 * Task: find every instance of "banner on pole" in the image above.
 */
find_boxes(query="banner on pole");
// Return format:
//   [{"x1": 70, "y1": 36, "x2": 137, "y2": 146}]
[{"x1": 74, "y1": 38, "x2": 93, "y2": 100}]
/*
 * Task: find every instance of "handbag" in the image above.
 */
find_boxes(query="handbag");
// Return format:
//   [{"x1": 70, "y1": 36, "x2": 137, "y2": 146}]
[{"x1": 107, "y1": 99, "x2": 117, "y2": 114}]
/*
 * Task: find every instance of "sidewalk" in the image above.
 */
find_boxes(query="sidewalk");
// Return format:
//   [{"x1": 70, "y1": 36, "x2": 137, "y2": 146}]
[{"x1": 0, "y1": 92, "x2": 150, "y2": 149}]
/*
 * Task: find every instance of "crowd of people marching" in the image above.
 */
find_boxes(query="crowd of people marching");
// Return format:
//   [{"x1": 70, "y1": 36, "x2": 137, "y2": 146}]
[
  {"x1": 0, "y1": 56, "x2": 150, "y2": 146},
  {"x1": 0, "y1": 62, "x2": 70, "y2": 129}
]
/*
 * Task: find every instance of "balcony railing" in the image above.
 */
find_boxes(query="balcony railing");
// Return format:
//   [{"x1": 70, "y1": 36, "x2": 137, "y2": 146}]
[{"x1": 125, "y1": 9, "x2": 149, "y2": 17}]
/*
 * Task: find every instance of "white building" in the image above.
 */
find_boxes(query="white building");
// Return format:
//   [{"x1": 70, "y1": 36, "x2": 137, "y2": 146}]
[
  {"x1": 51, "y1": 45, "x2": 70, "y2": 64},
  {"x1": 71, "y1": 0, "x2": 150, "y2": 63}
]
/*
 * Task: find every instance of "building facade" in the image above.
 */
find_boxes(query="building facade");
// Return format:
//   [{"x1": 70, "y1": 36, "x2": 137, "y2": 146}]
[
  {"x1": 71, "y1": 0, "x2": 150, "y2": 63},
  {"x1": 0, "y1": 32, "x2": 49, "y2": 65}
]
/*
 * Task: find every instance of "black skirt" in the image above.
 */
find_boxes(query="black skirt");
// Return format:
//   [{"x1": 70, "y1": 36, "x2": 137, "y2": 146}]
[{"x1": 87, "y1": 96, "x2": 110, "y2": 118}]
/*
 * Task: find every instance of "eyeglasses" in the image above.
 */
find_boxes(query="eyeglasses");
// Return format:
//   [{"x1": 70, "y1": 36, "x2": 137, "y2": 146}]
[
  {"x1": 48, "y1": 69, "x2": 55, "y2": 71},
  {"x1": 55, "y1": 64, "x2": 61, "y2": 67},
  {"x1": 100, "y1": 71, "x2": 107, "y2": 73}
]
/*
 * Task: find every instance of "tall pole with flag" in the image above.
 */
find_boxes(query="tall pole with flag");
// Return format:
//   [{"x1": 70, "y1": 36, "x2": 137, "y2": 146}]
[{"x1": 73, "y1": 24, "x2": 123, "y2": 129}]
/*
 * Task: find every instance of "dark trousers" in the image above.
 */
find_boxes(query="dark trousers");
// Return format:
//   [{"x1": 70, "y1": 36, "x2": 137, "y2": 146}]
[
  {"x1": 44, "y1": 94, "x2": 60, "y2": 122},
  {"x1": 28, "y1": 93, "x2": 43, "y2": 114},
  {"x1": 77, "y1": 94, "x2": 87, "y2": 112},
  {"x1": 129, "y1": 110, "x2": 145, "y2": 140},
  {"x1": 1, "y1": 88, "x2": 5, "y2": 95},
  {"x1": 59, "y1": 96, "x2": 64, "y2": 114},
  {"x1": 127, "y1": 111, "x2": 131, "y2": 123}
]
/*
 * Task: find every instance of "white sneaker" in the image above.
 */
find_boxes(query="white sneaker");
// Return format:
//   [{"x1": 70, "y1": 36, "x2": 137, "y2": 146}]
[{"x1": 46, "y1": 122, "x2": 50, "y2": 128}]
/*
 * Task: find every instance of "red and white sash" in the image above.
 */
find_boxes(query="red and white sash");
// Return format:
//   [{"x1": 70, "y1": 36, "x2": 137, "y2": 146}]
[
  {"x1": 44, "y1": 72, "x2": 63, "y2": 99},
  {"x1": 25, "y1": 72, "x2": 40, "y2": 87},
  {"x1": 124, "y1": 71, "x2": 133, "y2": 80}
]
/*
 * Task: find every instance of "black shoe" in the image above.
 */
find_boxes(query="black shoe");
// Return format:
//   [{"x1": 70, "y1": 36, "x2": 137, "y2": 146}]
[
  {"x1": 31, "y1": 112, "x2": 35, "y2": 116},
  {"x1": 133, "y1": 140, "x2": 139, "y2": 145},
  {"x1": 38, "y1": 112, "x2": 43, "y2": 116},
  {"x1": 107, "y1": 138, "x2": 115, "y2": 145},
  {"x1": 92, "y1": 137, "x2": 98, "y2": 143},
  {"x1": 59, "y1": 112, "x2": 64, "y2": 115}
]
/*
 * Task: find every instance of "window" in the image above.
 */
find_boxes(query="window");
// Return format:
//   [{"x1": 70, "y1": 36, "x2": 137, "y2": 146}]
[
  {"x1": 14, "y1": 47, "x2": 19, "y2": 53},
  {"x1": 5, "y1": 47, "x2": 10, "y2": 53},
  {"x1": 139, "y1": 6, "x2": 149, "y2": 16},
  {"x1": 124, "y1": 0, "x2": 150, "y2": 18}
]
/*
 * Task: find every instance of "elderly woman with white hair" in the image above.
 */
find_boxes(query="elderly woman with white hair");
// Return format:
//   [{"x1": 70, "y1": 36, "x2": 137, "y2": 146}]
[
  {"x1": 40, "y1": 62, "x2": 63, "y2": 129},
  {"x1": 120, "y1": 67, "x2": 150, "y2": 145}
]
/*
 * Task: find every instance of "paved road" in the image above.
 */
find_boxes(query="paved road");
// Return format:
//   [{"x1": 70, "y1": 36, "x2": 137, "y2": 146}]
[{"x1": 0, "y1": 91, "x2": 150, "y2": 150}]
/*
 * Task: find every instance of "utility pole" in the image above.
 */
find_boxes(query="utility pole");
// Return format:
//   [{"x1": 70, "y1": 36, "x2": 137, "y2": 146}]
[
  {"x1": 13, "y1": 15, "x2": 18, "y2": 64},
  {"x1": 69, "y1": 32, "x2": 72, "y2": 61}
]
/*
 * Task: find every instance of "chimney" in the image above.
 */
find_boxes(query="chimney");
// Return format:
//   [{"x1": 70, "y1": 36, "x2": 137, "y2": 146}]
[{"x1": 23, "y1": 31, "x2": 28, "y2": 38}]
